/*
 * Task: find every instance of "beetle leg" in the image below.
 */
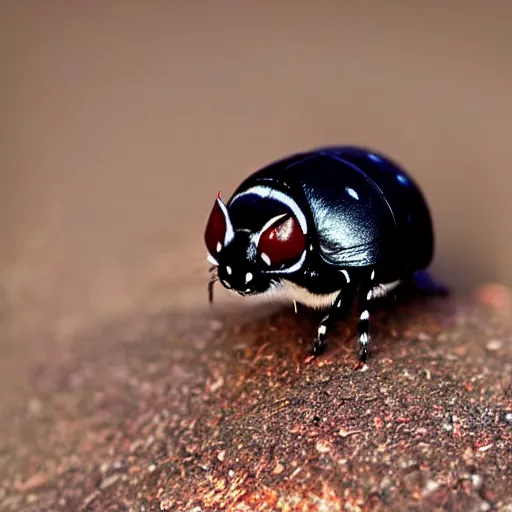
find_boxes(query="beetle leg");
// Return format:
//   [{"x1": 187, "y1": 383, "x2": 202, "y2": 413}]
[
  {"x1": 312, "y1": 284, "x2": 356, "y2": 356},
  {"x1": 208, "y1": 280, "x2": 215, "y2": 304},
  {"x1": 312, "y1": 313, "x2": 330, "y2": 355},
  {"x1": 356, "y1": 274, "x2": 375, "y2": 364},
  {"x1": 208, "y1": 266, "x2": 218, "y2": 304}
]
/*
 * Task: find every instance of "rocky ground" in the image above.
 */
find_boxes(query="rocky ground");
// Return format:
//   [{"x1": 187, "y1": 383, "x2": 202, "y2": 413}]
[{"x1": 0, "y1": 284, "x2": 511, "y2": 512}]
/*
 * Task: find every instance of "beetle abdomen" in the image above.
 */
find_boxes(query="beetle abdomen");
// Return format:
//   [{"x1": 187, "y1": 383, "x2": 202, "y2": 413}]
[
  {"x1": 280, "y1": 154, "x2": 397, "y2": 267},
  {"x1": 315, "y1": 146, "x2": 434, "y2": 272}
]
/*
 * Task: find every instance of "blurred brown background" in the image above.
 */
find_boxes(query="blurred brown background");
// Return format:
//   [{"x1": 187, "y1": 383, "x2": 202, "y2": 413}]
[{"x1": 2, "y1": 1, "x2": 512, "y2": 340}]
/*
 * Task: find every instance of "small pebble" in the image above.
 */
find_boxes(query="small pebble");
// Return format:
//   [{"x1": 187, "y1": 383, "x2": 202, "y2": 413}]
[
  {"x1": 471, "y1": 474, "x2": 483, "y2": 490},
  {"x1": 475, "y1": 283, "x2": 512, "y2": 311},
  {"x1": 505, "y1": 412, "x2": 512, "y2": 423},
  {"x1": 422, "y1": 479, "x2": 440, "y2": 495},
  {"x1": 217, "y1": 450, "x2": 226, "y2": 462},
  {"x1": 486, "y1": 339, "x2": 503, "y2": 351},
  {"x1": 210, "y1": 320, "x2": 224, "y2": 332},
  {"x1": 273, "y1": 462, "x2": 284, "y2": 474},
  {"x1": 100, "y1": 474, "x2": 120, "y2": 490},
  {"x1": 315, "y1": 440, "x2": 331, "y2": 453},
  {"x1": 380, "y1": 476, "x2": 392, "y2": 490},
  {"x1": 210, "y1": 376, "x2": 224, "y2": 392},
  {"x1": 27, "y1": 398, "x2": 43, "y2": 415},
  {"x1": 338, "y1": 428, "x2": 361, "y2": 438},
  {"x1": 26, "y1": 494, "x2": 38, "y2": 504},
  {"x1": 417, "y1": 332, "x2": 431, "y2": 342}
]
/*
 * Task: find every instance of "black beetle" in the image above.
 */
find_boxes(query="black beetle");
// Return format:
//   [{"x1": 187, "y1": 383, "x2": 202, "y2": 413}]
[{"x1": 204, "y1": 146, "x2": 435, "y2": 365}]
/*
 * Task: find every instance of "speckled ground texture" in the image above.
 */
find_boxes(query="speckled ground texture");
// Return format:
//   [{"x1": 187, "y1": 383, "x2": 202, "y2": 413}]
[{"x1": 1, "y1": 286, "x2": 511, "y2": 512}]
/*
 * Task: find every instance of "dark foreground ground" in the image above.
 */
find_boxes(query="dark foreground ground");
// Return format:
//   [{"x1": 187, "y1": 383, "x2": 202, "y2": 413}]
[{"x1": 0, "y1": 286, "x2": 511, "y2": 512}]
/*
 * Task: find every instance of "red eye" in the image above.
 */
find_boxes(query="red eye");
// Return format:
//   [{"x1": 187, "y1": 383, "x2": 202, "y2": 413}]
[
  {"x1": 257, "y1": 214, "x2": 306, "y2": 268},
  {"x1": 204, "y1": 198, "x2": 227, "y2": 257}
]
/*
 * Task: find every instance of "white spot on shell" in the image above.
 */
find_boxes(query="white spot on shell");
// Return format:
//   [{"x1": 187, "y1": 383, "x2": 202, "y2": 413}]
[
  {"x1": 226, "y1": 266, "x2": 232, "y2": 275},
  {"x1": 345, "y1": 187, "x2": 359, "y2": 200},
  {"x1": 367, "y1": 290, "x2": 372, "y2": 300},
  {"x1": 360, "y1": 310, "x2": 369, "y2": 320},
  {"x1": 371, "y1": 270, "x2": 375, "y2": 280},
  {"x1": 341, "y1": 270, "x2": 350, "y2": 283},
  {"x1": 245, "y1": 272, "x2": 253, "y2": 283},
  {"x1": 318, "y1": 325, "x2": 327, "y2": 335},
  {"x1": 216, "y1": 242, "x2": 222, "y2": 253}
]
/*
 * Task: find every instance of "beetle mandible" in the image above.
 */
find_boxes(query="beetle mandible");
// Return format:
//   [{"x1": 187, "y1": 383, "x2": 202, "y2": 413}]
[{"x1": 204, "y1": 146, "x2": 435, "y2": 365}]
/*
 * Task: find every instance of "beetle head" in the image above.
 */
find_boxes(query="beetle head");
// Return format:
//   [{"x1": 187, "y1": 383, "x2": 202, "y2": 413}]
[{"x1": 204, "y1": 191, "x2": 307, "y2": 296}]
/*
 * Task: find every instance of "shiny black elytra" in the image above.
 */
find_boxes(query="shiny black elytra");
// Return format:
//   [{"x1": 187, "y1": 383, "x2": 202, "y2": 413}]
[{"x1": 204, "y1": 146, "x2": 435, "y2": 366}]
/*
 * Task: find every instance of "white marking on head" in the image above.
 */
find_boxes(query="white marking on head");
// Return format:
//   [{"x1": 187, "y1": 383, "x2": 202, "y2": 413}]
[
  {"x1": 230, "y1": 185, "x2": 308, "y2": 234},
  {"x1": 215, "y1": 197, "x2": 235, "y2": 246},
  {"x1": 245, "y1": 272, "x2": 253, "y2": 283},
  {"x1": 318, "y1": 325, "x2": 327, "y2": 335},
  {"x1": 245, "y1": 288, "x2": 251, "y2": 292},
  {"x1": 226, "y1": 266, "x2": 232, "y2": 275},
  {"x1": 345, "y1": 187, "x2": 359, "y2": 200},
  {"x1": 341, "y1": 270, "x2": 350, "y2": 283},
  {"x1": 207, "y1": 252, "x2": 219, "y2": 266},
  {"x1": 221, "y1": 280, "x2": 232, "y2": 289},
  {"x1": 360, "y1": 310, "x2": 369, "y2": 320},
  {"x1": 371, "y1": 270, "x2": 375, "y2": 280},
  {"x1": 261, "y1": 252, "x2": 271, "y2": 266}
]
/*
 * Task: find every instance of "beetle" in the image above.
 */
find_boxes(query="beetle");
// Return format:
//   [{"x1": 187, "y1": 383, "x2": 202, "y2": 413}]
[{"x1": 204, "y1": 146, "x2": 435, "y2": 365}]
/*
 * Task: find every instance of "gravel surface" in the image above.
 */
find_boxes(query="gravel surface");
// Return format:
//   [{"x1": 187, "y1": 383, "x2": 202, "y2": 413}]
[{"x1": 0, "y1": 287, "x2": 511, "y2": 511}]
